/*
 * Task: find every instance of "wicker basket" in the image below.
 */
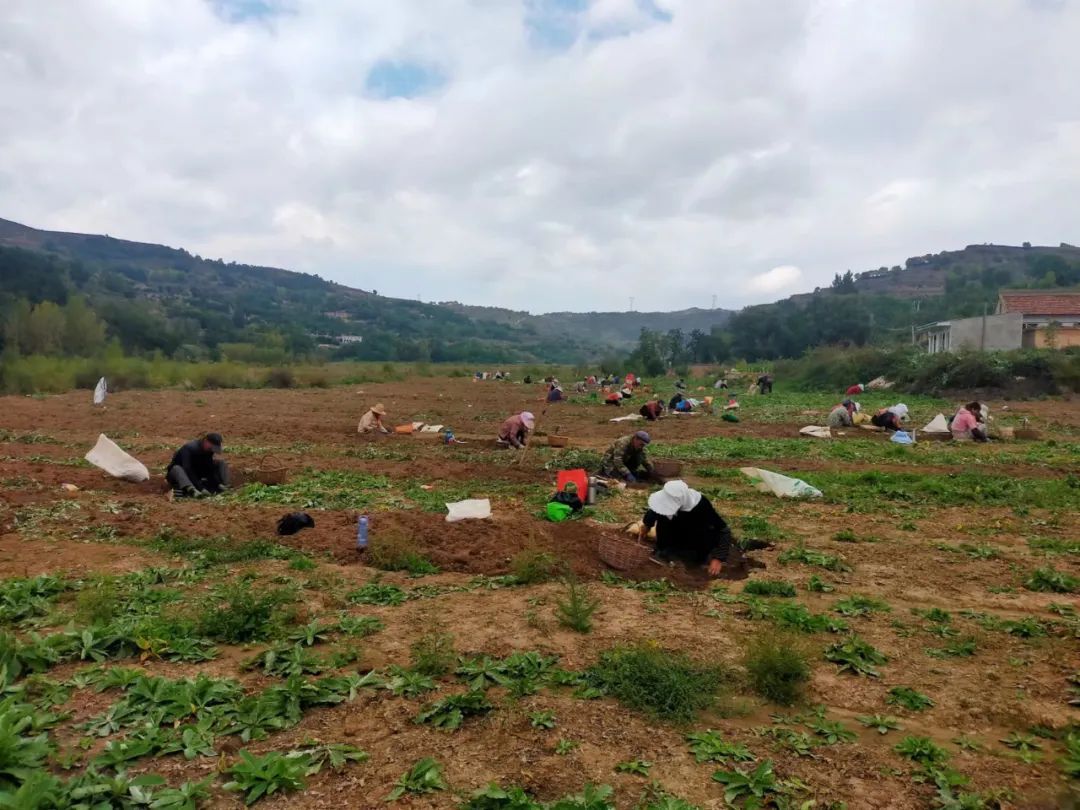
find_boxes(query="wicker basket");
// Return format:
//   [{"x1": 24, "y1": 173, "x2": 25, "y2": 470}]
[
  {"x1": 547, "y1": 435, "x2": 569, "y2": 448},
  {"x1": 651, "y1": 459, "x2": 683, "y2": 478},
  {"x1": 1014, "y1": 428, "x2": 1041, "y2": 440},
  {"x1": 598, "y1": 536, "x2": 653, "y2": 570},
  {"x1": 233, "y1": 456, "x2": 288, "y2": 486}
]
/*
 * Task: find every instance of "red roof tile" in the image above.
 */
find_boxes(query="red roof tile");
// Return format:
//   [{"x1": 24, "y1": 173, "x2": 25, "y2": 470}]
[{"x1": 998, "y1": 291, "x2": 1080, "y2": 316}]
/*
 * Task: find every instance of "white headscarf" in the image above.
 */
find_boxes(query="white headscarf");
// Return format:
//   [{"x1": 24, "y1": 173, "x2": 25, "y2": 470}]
[
  {"x1": 887, "y1": 403, "x2": 909, "y2": 420},
  {"x1": 647, "y1": 480, "x2": 703, "y2": 518}
]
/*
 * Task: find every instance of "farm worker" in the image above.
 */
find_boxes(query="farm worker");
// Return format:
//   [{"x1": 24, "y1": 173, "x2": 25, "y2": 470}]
[
  {"x1": 757, "y1": 373, "x2": 774, "y2": 394},
  {"x1": 870, "y1": 403, "x2": 908, "y2": 432},
  {"x1": 639, "y1": 399, "x2": 664, "y2": 421},
  {"x1": 637, "y1": 480, "x2": 735, "y2": 578},
  {"x1": 619, "y1": 386, "x2": 634, "y2": 399},
  {"x1": 587, "y1": 375, "x2": 597, "y2": 385},
  {"x1": 357, "y1": 403, "x2": 390, "y2": 434},
  {"x1": 714, "y1": 378, "x2": 728, "y2": 389},
  {"x1": 574, "y1": 380, "x2": 587, "y2": 394},
  {"x1": 523, "y1": 375, "x2": 532, "y2": 384},
  {"x1": 598, "y1": 431, "x2": 654, "y2": 482},
  {"x1": 674, "y1": 398, "x2": 695, "y2": 413},
  {"x1": 827, "y1": 399, "x2": 860, "y2": 428},
  {"x1": 674, "y1": 378, "x2": 687, "y2": 391},
  {"x1": 547, "y1": 385, "x2": 564, "y2": 403},
  {"x1": 951, "y1": 402, "x2": 988, "y2": 443},
  {"x1": 167, "y1": 432, "x2": 228, "y2": 498},
  {"x1": 668, "y1": 392, "x2": 685, "y2": 411},
  {"x1": 497, "y1": 411, "x2": 535, "y2": 449},
  {"x1": 604, "y1": 392, "x2": 622, "y2": 407},
  {"x1": 845, "y1": 383, "x2": 865, "y2": 396},
  {"x1": 724, "y1": 395, "x2": 739, "y2": 411}
]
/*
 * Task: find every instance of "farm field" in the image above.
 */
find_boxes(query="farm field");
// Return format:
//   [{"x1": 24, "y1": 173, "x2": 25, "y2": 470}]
[{"x1": 0, "y1": 378, "x2": 1078, "y2": 809}]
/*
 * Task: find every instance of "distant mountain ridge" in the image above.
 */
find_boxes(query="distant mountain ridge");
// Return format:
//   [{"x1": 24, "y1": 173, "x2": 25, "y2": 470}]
[{"x1": 439, "y1": 302, "x2": 733, "y2": 348}]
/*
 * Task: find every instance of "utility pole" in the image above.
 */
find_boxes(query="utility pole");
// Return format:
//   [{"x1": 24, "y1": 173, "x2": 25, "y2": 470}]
[
  {"x1": 712, "y1": 294, "x2": 717, "y2": 309},
  {"x1": 629, "y1": 297, "x2": 635, "y2": 312}
]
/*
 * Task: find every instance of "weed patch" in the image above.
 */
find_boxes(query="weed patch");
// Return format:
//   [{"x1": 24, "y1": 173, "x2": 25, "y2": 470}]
[
  {"x1": 742, "y1": 580, "x2": 796, "y2": 598},
  {"x1": 742, "y1": 631, "x2": 811, "y2": 705}
]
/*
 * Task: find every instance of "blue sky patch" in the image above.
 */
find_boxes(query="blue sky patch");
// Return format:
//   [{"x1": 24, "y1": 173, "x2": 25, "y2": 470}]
[
  {"x1": 209, "y1": 0, "x2": 278, "y2": 23},
  {"x1": 365, "y1": 60, "x2": 446, "y2": 100}
]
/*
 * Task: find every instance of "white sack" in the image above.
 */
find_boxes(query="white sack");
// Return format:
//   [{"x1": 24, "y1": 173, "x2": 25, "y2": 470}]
[
  {"x1": 93, "y1": 377, "x2": 107, "y2": 406},
  {"x1": 740, "y1": 467, "x2": 822, "y2": 499},
  {"x1": 85, "y1": 434, "x2": 150, "y2": 482},
  {"x1": 419, "y1": 424, "x2": 444, "y2": 433},
  {"x1": 445, "y1": 498, "x2": 492, "y2": 522},
  {"x1": 608, "y1": 414, "x2": 643, "y2": 423},
  {"x1": 922, "y1": 414, "x2": 950, "y2": 433},
  {"x1": 799, "y1": 426, "x2": 832, "y2": 439}
]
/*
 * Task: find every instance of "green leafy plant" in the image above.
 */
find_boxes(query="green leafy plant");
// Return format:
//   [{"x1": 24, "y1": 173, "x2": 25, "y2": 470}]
[
  {"x1": 555, "y1": 738, "x2": 579, "y2": 755},
  {"x1": 857, "y1": 714, "x2": 901, "y2": 734},
  {"x1": 386, "y1": 757, "x2": 447, "y2": 802},
  {"x1": 894, "y1": 736, "x2": 949, "y2": 767},
  {"x1": 762, "y1": 602, "x2": 849, "y2": 634},
  {"x1": 614, "y1": 759, "x2": 652, "y2": 776},
  {"x1": 366, "y1": 532, "x2": 440, "y2": 576},
  {"x1": 347, "y1": 581, "x2": 408, "y2": 606},
  {"x1": 1000, "y1": 618, "x2": 1046, "y2": 638},
  {"x1": 779, "y1": 544, "x2": 851, "y2": 572},
  {"x1": 585, "y1": 644, "x2": 729, "y2": 723},
  {"x1": 1000, "y1": 732, "x2": 1042, "y2": 763},
  {"x1": 555, "y1": 580, "x2": 600, "y2": 633},
  {"x1": 805, "y1": 575, "x2": 834, "y2": 593},
  {"x1": 1024, "y1": 566, "x2": 1078, "y2": 593},
  {"x1": 529, "y1": 711, "x2": 556, "y2": 729},
  {"x1": 1060, "y1": 733, "x2": 1080, "y2": 779},
  {"x1": 415, "y1": 690, "x2": 493, "y2": 731},
  {"x1": 685, "y1": 730, "x2": 754, "y2": 763},
  {"x1": 742, "y1": 630, "x2": 811, "y2": 705},
  {"x1": 547, "y1": 783, "x2": 615, "y2": 810},
  {"x1": 223, "y1": 750, "x2": 309, "y2": 805},
  {"x1": 336, "y1": 615, "x2": 385, "y2": 637},
  {"x1": 742, "y1": 580, "x2": 796, "y2": 598},
  {"x1": 927, "y1": 638, "x2": 977, "y2": 659},
  {"x1": 806, "y1": 713, "x2": 856, "y2": 744},
  {"x1": 824, "y1": 637, "x2": 887, "y2": 677},
  {"x1": 887, "y1": 686, "x2": 934, "y2": 712},
  {"x1": 833, "y1": 595, "x2": 891, "y2": 617},
  {"x1": 410, "y1": 632, "x2": 455, "y2": 676},
  {"x1": 196, "y1": 583, "x2": 295, "y2": 643},
  {"x1": 711, "y1": 760, "x2": 786, "y2": 807},
  {"x1": 462, "y1": 783, "x2": 544, "y2": 810},
  {"x1": 385, "y1": 666, "x2": 437, "y2": 697}
]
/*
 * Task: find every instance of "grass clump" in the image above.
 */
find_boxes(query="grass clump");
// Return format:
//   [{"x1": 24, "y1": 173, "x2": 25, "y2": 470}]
[
  {"x1": 824, "y1": 636, "x2": 887, "y2": 677},
  {"x1": 510, "y1": 550, "x2": 566, "y2": 584},
  {"x1": 742, "y1": 580, "x2": 796, "y2": 598},
  {"x1": 1024, "y1": 566, "x2": 1078, "y2": 593},
  {"x1": 409, "y1": 632, "x2": 455, "y2": 677},
  {"x1": 778, "y1": 544, "x2": 851, "y2": 572},
  {"x1": 742, "y1": 631, "x2": 811, "y2": 706},
  {"x1": 149, "y1": 529, "x2": 295, "y2": 566},
  {"x1": 196, "y1": 582, "x2": 296, "y2": 643},
  {"x1": 585, "y1": 644, "x2": 730, "y2": 723},
  {"x1": 366, "y1": 532, "x2": 440, "y2": 576},
  {"x1": 833, "y1": 595, "x2": 891, "y2": 617},
  {"x1": 555, "y1": 580, "x2": 599, "y2": 634}
]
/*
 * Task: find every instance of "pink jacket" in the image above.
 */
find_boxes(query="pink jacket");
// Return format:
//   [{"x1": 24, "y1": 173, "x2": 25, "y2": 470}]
[
  {"x1": 498, "y1": 414, "x2": 529, "y2": 447},
  {"x1": 951, "y1": 408, "x2": 979, "y2": 438}
]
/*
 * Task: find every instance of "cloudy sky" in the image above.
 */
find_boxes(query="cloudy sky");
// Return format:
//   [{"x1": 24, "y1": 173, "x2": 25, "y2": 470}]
[{"x1": 2, "y1": 1, "x2": 1078, "y2": 313}]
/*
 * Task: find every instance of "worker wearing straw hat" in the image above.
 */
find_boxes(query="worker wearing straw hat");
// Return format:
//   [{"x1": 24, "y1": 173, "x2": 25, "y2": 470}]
[{"x1": 357, "y1": 403, "x2": 390, "y2": 434}]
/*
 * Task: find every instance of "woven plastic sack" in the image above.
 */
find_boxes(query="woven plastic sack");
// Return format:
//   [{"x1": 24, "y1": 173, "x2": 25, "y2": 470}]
[
  {"x1": 445, "y1": 498, "x2": 491, "y2": 522},
  {"x1": 545, "y1": 502, "x2": 573, "y2": 522},
  {"x1": 85, "y1": 434, "x2": 150, "y2": 482},
  {"x1": 739, "y1": 467, "x2": 822, "y2": 499}
]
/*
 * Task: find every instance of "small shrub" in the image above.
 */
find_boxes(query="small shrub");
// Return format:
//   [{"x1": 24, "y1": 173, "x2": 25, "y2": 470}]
[
  {"x1": 742, "y1": 631, "x2": 811, "y2": 705},
  {"x1": 586, "y1": 644, "x2": 730, "y2": 723},
  {"x1": 511, "y1": 550, "x2": 565, "y2": 584},
  {"x1": 415, "y1": 690, "x2": 494, "y2": 731},
  {"x1": 196, "y1": 583, "x2": 296, "y2": 643},
  {"x1": 224, "y1": 750, "x2": 308, "y2": 804},
  {"x1": 366, "y1": 532, "x2": 440, "y2": 576},
  {"x1": 410, "y1": 632, "x2": 455, "y2": 677},
  {"x1": 347, "y1": 582, "x2": 407, "y2": 606},
  {"x1": 832, "y1": 529, "x2": 857, "y2": 543},
  {"x1": 805, "y1": 575, "x2": 834, "y2": 593},
  {"x1": 386, "y1": 757, "x2": 447, "y2": 801},
  {"x1": 1024, "y1": 566, "x2": 1078, "y2": 593},
  {"x1": 555, "y1": 580, "x2": 599, "y2": 634},
  {"x1": 74, "y1": 580, "x2": 123, "y2": 625},
  {"x1": 742, "y1": 580, "x2": 796, "y2": 598},
  {"x1": 265, "y1": 368, "x2": 295, "y2": 389}
]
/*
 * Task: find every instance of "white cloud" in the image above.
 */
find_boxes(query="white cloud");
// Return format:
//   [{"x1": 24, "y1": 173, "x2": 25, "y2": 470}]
[
  {"x1": 1, "y1": 0, "x2": 1079, "y2": 313},
  {"x1": 744, "y1": 265, "x2": 803, "y2": 295}
]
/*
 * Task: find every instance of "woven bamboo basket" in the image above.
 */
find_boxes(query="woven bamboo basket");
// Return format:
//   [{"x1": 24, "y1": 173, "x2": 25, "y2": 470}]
[
  {"x1": 598, "y1": 536, "x2": 653, "y2": 570},
  {"x1": 232, "y1": 456, "x2": 288, "y2": 486},
  {"x1": 651, "y1": 459, "x2": 683, "y2": 478},
  {"x1": 547, "y1": 435, "x2": 569, "y2": 448}
]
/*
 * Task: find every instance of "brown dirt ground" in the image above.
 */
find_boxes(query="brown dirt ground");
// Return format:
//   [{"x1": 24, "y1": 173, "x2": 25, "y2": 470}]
[{"x1": 1, "y1": 380, "x2": 1078, "y2": 809}]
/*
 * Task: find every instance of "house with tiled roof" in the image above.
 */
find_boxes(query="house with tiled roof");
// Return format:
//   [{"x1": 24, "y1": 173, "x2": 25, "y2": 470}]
[{"x1": 916, "y1": 290, "x2": 1080, "y2": 354}]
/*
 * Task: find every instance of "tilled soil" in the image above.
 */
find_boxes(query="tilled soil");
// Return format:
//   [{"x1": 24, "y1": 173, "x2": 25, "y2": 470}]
[{"x1": 1, "y1": 380, "x2": 1078, "y2": 809}]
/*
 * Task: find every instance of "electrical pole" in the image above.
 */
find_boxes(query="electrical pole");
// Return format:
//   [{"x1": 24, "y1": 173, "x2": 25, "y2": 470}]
[
  {"x1": 712, "y1": 294, "x2": 717, "y2": 309},
  {"x1": 629, "y1": 297, "x2": 635, "y2": 312}
]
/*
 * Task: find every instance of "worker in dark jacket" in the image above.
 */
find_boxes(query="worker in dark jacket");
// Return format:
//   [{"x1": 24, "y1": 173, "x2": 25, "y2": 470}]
[
  {"x1": 167, "y1": 432, "x2": 228, "y2": 497},
  {"x1": 638, "y1": 480, "x2": 734, "y2": 577}
]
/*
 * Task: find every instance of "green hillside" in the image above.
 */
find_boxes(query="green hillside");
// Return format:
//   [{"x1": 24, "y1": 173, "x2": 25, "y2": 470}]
[{"x1": 0, "y1": 218, "x2": 592, "y2": 364}]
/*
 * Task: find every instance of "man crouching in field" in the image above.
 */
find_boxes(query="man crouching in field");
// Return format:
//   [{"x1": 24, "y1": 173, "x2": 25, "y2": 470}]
[{"x1": 167, "y1": 432, "x2": 228, "y2": 498}]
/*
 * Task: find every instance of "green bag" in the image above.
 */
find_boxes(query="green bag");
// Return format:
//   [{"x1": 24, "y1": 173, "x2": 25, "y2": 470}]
[
  {"x1": 722, "y1": 412, "x2": 740, "y2": 423},
  {"x1": 545, "y1": 502, "x2": 573, "y2": 522}
]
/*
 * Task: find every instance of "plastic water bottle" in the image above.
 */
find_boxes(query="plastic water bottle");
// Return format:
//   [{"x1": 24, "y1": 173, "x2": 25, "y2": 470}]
[{"x1": 357, "y1": 515, "x2": 369, "y2": 551}]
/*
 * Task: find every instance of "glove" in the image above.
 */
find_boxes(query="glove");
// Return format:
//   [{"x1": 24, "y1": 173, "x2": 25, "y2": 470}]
[{"x1": 624, "y1": 473, "x2": 637, "y2": 483}]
